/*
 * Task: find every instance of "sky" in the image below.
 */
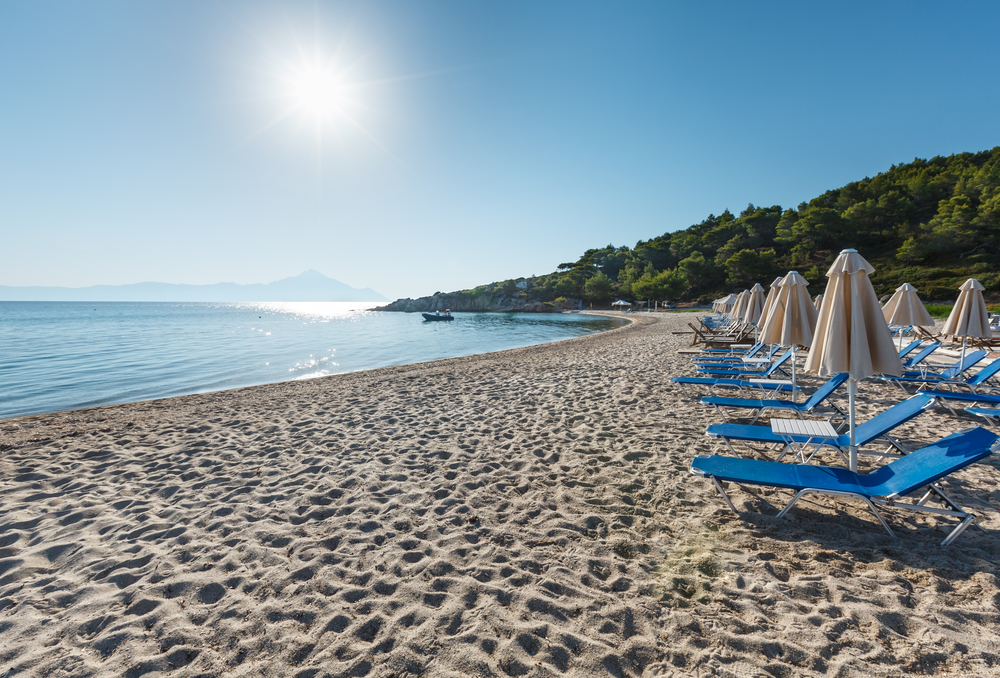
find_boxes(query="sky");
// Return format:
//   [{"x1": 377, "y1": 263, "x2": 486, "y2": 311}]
[{"x1": 2, "y1": 1, "x2": 999, "y2": 300}]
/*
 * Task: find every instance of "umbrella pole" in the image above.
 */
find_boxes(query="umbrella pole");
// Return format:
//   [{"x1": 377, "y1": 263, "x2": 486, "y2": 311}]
[
  {"x1": 848, "y1": 378, "x2": 858, "y2": 472},
  {"x1": 961, "y1": 337, "x2": 967, "y2": 370},
  {"x1": 791, "y1": 346, "x2": 797, "y2": 404},
  {"x1": 898, "y1": 329, "x2": 903, "y2": 352}
]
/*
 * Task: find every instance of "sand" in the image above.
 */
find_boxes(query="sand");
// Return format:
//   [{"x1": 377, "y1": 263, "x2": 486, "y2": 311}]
[{"x1": 1, "y1": 313, "x2": 998, "y2": 677}]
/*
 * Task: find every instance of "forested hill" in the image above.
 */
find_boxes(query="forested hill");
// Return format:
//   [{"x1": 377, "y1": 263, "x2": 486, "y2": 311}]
[{"x1": 465, "y1": 147, "x2": 1000, "y2": 306}]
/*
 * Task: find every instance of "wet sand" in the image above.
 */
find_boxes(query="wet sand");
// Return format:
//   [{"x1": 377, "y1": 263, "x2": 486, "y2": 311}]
[{"x1": 1, "y1": 313, "x2": 998, "y2": 677}]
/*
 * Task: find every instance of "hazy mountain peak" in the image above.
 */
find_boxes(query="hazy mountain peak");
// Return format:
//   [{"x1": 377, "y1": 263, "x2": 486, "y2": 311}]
[{"x1": 0, "y1": 271, "x2": 387, "y2": 302}]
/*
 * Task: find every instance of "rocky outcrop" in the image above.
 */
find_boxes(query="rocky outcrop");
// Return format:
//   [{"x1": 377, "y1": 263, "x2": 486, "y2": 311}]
[{"x1": 375, "y1": 292, "x2": 578, "y2": 313}]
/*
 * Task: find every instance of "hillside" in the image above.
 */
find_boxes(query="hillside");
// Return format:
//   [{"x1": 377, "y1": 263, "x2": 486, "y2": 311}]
[{"x1": 382, "y1": 148, "x2": 1000, "y2": 312}]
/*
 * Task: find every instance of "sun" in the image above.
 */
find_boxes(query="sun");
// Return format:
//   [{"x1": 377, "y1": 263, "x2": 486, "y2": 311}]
[{"x1": 289, "y1": 64, "x2": 346, "y2": 119}]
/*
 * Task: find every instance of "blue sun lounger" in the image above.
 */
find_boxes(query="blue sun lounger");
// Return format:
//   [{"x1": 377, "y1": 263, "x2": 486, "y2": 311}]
[
  {"x1": 967, "y1": 408, "x2": 1000, "y2": 428},
  {"x1": 693, "y1": 344, "x2": 775, "y2": 364},
  {"x1": 691, "y1": 426, "x2": 998, "y2": 546},
  {"x1": 700, "y1": 372, "x2": 849, "y2": 424},
  {"x1": 705, "y1": 393, "x2": 935, "y2": 460},
  {"x1": 901, "y1": 341, "x2": 941, "y2": 369},
  {"x1": 897, "y1": 339, "x2": 923, "y2": 361},
  {"x1": 880, "y1": 350, "x2": 989, "y2": 393},
  {"x1": 883, "y1": 354, "x2": 1000, "y2": 395},
  {"x1": 671, "y1": 375, "x2": 800, "y2": 398},
  {"x1": 696, "y1": 351, "x2": 792, "y2": 377}
]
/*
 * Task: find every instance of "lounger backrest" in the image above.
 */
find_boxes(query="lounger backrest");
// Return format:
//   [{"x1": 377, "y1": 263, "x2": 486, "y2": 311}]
[
  {"x1": 898, "y1": 339, "x2": 922, "y2": 360},
  {"x1": 967, "y1": 359, "x2": 1000, "y2": 386},
  {"x1": 802, "y1": 372, "x2": 849, "y2": 410},
  {"x1": 903, "y1": 342, "x2": 940, "y2": 367},
  {"x1": 869, "y1": 427, "x2": 998, "y2": 497},
  {"x1": 946, "y1": 350, "x2": 987, "y2": 377},
  {"x1": 854, "y1": 394, "x2": 934, "y2": 445},
  {"x1": 762, "y1": 351, "x2": 792, "y2": 375}
]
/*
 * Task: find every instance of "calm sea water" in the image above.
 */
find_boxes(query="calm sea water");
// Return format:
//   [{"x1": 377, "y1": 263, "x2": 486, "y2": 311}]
[{"x1": 0, "y1": 302, "x2": 627, "y2": 420}]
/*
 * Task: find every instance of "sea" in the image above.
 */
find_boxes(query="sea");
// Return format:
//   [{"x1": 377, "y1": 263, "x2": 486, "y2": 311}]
[{"x1": 0, "y1": 302, "x2": 627, "y2": 420}]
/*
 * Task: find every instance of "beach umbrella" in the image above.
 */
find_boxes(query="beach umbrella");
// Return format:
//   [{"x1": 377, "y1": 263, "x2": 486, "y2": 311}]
[
  {"x1": 813, "y1": 294, "x2": 823, "y2": 310},
  {"x1": 942, "y1": 278, "x2": 992, "y2": 366},
  {"x1": 760, "y1": 271, "x2": 817, "y2": 402},
  {"x1": 743, "y1": 283, "x2": 767, "y2": 326},
  {"x1": 760, "y1": 277, "x2": 783, "y2": 329},
  {"x1": 719, "y1": 293, "x2": 738, "y2": 317},
  {"x1": 882, "y1": 283, "x2": 935, "y2": 350},
  {"x1": 805, "y1": 249, "x2": 902, "y2": 471},
  {"x1": 741, "y1": 283, "x2": 767, "y2": 341},
  {"x1": 731, "y1": 290, "x2": 749, "y2": 324}
]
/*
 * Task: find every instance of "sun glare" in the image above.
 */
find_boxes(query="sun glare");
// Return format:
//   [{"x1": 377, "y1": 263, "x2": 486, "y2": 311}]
[{"x1": 290, "y1": 64, "x2": 346, "y2": 119}]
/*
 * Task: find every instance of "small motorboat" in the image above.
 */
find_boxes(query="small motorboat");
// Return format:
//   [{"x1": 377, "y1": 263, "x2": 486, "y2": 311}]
[{"x1": 422, "y1": 311, "x2": 454, "y2": 321}]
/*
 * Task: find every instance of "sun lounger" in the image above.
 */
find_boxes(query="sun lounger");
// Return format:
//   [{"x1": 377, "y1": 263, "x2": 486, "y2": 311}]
[
  {"x1": 966, "y1": 408, "x2": 1000, "y2": 428},
  {"x1": 704, "y1": 393, "x2": 935, "y2": 460},
  {"x1": 900, "y1": 342, "x2": 941, "y2": 369},
  {"x1": 695, "y1": 350, "x2": 792, "y2": 378},
  {"x1": 692, "y1": 344, "x2": 777, "y2": 365},
  {"x1": 671, "y1": 375, "x2": 800, "y2": 398},
  {"x1": 922, "y1": 388, "x2": 1000, "y2": 415},
  {"x1": 897, "y1": 339, "x2": 922, "y2": 360},
  {"x1": 881, "y1": 350, "x2": 989, "y2": 393},
  {"x1": 691, "y1": 426, "x2": 998, "y2": 546},
  {"x1": 700, "y1": 373, "x2": 849, "y2": 424},
  {"x1": 906, "y1": 350, "x2": 986, "y2": 379}
]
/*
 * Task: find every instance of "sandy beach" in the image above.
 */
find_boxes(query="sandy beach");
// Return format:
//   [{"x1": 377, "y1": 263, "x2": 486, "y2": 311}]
[{"x1": 1, "y1": 312, "x2": 999, "y2": 677}]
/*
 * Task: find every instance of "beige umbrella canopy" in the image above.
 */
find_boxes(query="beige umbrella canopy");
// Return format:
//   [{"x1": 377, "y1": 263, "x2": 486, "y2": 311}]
[
  {"x1": 742, "y1": 283, "x2": 767, "y2": 326},
  {"x1": 805, "y1": 249, "x2": 902, "y2": 471},
  {"x1": 760, "y1": 277, "x2": 783, "y2": 328},
  {"x1": 718, "y1": 293, "x2": 738, "y2": 315},
  {"x1": 731, "y1": 290, "x2": 749, "y2": 322},
  {"x1": 882, "y1": 282, "x2": 935, "y2": 350},
  {"x1": 813, "y1": 294, "x2": 823, "y2": 310},
  {"x1": 942, "y1": 278, "x2": 992, "y2": 364},
  {"x1": 760, "y1": 271, "x2": 817, "y2": 401}
]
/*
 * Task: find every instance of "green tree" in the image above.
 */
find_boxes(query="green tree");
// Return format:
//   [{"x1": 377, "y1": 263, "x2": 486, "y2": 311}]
[{"x1": 584, "y1": 271, "x2": 613, "y2": 301}]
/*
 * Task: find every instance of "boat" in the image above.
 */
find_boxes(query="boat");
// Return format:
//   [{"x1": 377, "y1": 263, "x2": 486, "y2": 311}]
[{"x1": 422, "y1": 312, "x2": 454, "y2": 321}]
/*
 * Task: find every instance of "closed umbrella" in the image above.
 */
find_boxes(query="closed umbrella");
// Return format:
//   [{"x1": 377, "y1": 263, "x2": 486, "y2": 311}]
[
  {"x1": 813, "y1": 294, "x2": 823, "y2": 310},
  {"x1": 720, "y1": 293, "x2": 738, "y2": 317},
  {"x1": 942, "y1": 278, "x2": 992, "y2": 366},
  {"x1": 805, "y1": 249, "x2": 902, "y2": 471},
  {"x1": 743, "y1": 283, "x2": 767, "y2": 326},
  {"x1": 760, "y1": 277, "x2": 783, "y2": 330},
  {"x1": 731, "y1": 290, "x2": 749, "y2": 324},
  {"x1": 760, "y1": 271, "x2": 817, "y2": 402},
  {"x1": 741, "y1": 283, "x2": 767, "y2": 341},
  {"x1": 882, "y1": 283, "x2": 935, "y2": 351}
]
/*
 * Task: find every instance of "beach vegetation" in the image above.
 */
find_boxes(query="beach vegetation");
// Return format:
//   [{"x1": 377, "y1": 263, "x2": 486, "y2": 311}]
[{"x1": 459, "y1": 147, "x2": 1000, "y2": 305}]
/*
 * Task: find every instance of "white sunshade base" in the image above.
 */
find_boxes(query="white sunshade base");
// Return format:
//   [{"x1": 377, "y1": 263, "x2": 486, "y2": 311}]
[
  {"x1": 882, "y1": 282, "x2": 935, "y2": 328},
  {"x1": 942, "y1": 278, "x2": 991, "y2": 341}
]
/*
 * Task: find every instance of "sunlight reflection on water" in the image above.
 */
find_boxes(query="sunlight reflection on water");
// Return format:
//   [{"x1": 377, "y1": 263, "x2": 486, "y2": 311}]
[{"x1": 1, "y1": 301, "x2": 626, "y2": 419}]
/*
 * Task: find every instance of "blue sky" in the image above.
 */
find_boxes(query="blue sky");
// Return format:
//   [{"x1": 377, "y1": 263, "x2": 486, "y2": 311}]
[{"x1": 2, "y1": 1, "x2": 998, "y2": 300}]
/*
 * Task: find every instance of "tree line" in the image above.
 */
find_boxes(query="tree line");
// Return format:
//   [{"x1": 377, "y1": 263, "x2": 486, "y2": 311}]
[{"x1": 463, "y1": 147, "x2": 1000, "y2": 304}]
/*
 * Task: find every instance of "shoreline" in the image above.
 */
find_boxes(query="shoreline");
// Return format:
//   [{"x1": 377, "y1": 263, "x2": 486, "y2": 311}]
[
  {"x1": 1, "y1": 313, "x2": 998, "y2": 677},
  {"x1": 0, "y1": 310, "x2": 632, "y2": 425}
]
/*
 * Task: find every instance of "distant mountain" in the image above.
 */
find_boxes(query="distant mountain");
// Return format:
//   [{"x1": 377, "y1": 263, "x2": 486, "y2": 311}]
[{"x1": 0, "y1": 270, "x2": 388, "y2": 302}]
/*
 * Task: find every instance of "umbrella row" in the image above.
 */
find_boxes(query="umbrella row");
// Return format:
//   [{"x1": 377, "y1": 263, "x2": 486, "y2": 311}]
[{"x1": 710, "y1": 249, "x2": 994, "y2": 471}]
